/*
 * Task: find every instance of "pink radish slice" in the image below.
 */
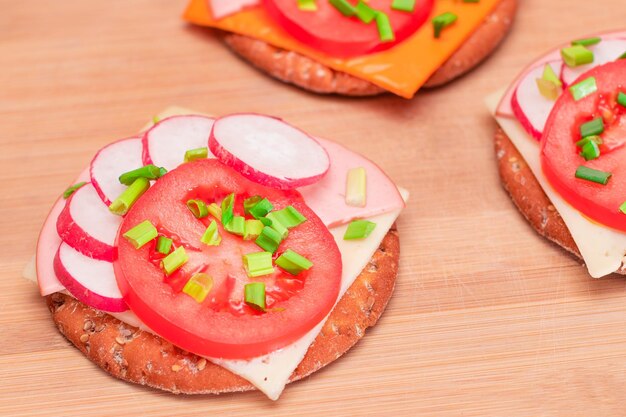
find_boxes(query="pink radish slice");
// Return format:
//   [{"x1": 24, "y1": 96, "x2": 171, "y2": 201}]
[
  {"x1": 298, "y1": 138, "x2": 405, "y2": 227},
  {"x1": 209, "y1": 0, "x2": 259, "y2": 19},
  {"x1": 143, "y1": 115, "x2": 215, "y2": 172},
  {"x1": 561, "y1": 39, "x2": 626, "y2": 85},
  {"x1": 210, "y1": 113, "x2": 330, "y2": 189},
  {"x1": 90, "y1": 137, "x2": 143, "y2": 205},
  {"x1": 511, "y1": 59, "x2": 563, "y2": 141},
  {"x1": 37, "y1": 169, "x2": 90, "y2": 296},
  {"x1": 56, "y1": 183, "x2": 121, "y2": 262},
  {"x1": 54, "y1": 242, "x2": 127, "y2": 312}
]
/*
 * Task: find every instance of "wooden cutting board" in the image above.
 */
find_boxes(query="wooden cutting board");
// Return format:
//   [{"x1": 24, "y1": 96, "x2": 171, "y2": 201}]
[{"x1": 2, "y1": 0, "x2": 626, "y2": 415}]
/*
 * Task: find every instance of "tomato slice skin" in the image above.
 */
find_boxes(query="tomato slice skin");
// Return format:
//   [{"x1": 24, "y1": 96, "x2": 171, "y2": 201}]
[
  {"x1": 541, "y1": 60, "x2": 626, "y2": 232},
  {"x1": 114, "y1": 159, "x2": 342, "y2": 359},
  {"x1": 263, "y1": 0, "x2": 434, "y2": 57}
]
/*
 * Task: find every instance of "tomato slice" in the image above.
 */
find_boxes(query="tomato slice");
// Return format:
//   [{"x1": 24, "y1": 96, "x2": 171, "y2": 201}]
[
  {"x1": 541, "y1": 60, "x2": 626, "y2": 232},
  {"x1": 114, "y1": 159, "x2": 342, "y2": 359},
  {"x1": 263, "y1": 0, "x2": 433, "y2": 57}
]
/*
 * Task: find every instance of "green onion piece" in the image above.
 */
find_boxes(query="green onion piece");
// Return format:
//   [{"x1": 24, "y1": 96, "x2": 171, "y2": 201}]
[
  {"x1": 432, "y1": 12, "x2": 457, "y2": 39},
  {"x1": 391, "y1": 0, "x2": 415, "y2": 12},
  {"x1": 346, "y1": 167, "x2": 367, "y2": 207},
  {"x1": 575, "y1": 166, "x2": 612, "y2": 185},
  {"x1": 575, "y1": 135, "x2": 602, "y2": 147},
  {"x1": 260, "y1": 217, "x2": 273, "y2": 227},
  {"x1": 159, "y1": 167, "x2": 168, "y2": 177},
  {"x1": 580, "y1": 140, "x2": 600, "y2": 161},
  {"x1": 571, "y1": 37, "x2": 601, "y2": 47},
  {"x1": 268, "y1": 206, "x2": 307, "y2": 229},
  {"x1": 561, "y1": 45, "x2": 594, "y2": 67},
  {"x1": 569, "y1": 76, "x2": 597, "y2": 101},
  {"x1": 255, "y1": 226, "x2": 283, "y2": 253},
  {"x1": 619, "y1": 51, "x2": 626, "y2": 60},
  {"x1": 243, "y1": 252, "x2": 274, "y2": 278},
  {"x1": 275, "y1": 249, "x2": 313, "y2": 276},
  {"x1": 536, "y1": 78, "x2": 560, "y2": 101},
  {"x1": 343, "y1": 219, "x2": 377, "y2": 240},
  {"x1": 155, "y1": 236, "x2": 173, "y2": 254},
  {"x1": 123, "y1": 220, "x2": 158, "y2": 249},
  {"x1": 542, "y1": 63, "x2": 562, "y2": 87},
  {"x1": 184, "y1": 147, "x2": 208, "y2": 163},
  {"x1": 152, "y1": 115, "x2": 160, "y2": 125},
  {"x1": 244, "y1": 219, "x2": 264, "y2": 241},
  {"x1": 207, "y1": 203, "x2": 222, "y2": 220},
  {"x1": 355, "y1": 1, "x2": 376, "y2": 23},
  {"x1": 182, "y1": 273, "x2": 213, "y2": 303},
  {"x1": 580, "y1": 117, "x2": 604, "y2": 137},
  {"x1": 265, "y1": 213, "x2": 289, "y2": 239},
  {"x1": 201, "y1": 220, "x2": 221, "y2": 246},
  {"x1": 109, "y1": 177, "x2": 150, "y2": 216},
  {"x1": 244, "y1": 282, "x2": 266, "y2": 311},
  {"x1": 118, "y1": 165, "x2": 164, "y2": 185},
  {"x1": 221, "y1": 193, "x2": 235, "y2": 226},
  {"x1": 63, "y1": 182, "x2": 87, "y2": 199},
  {"x1": 617, "y1": 92, "x2": 626, "y2": 108},
  {"x1": 186, "y1": 199, "x2": 209, "y2": 219},
  {"x1": 225, "y1": 216, "x2": 245, "y2": 236},
  {"x1": 328, "y1": 0, "x2": 356, "y2": 16},
  {"x1": 243, "y1": 195, "x2": 262, "y2": 215},
  {"x1": 249, "y1": 198, "x2": 274, "y2": 219},
  {"x1": 619, "y1": 201, "x2": 626, "y2": 215},
  {"x1": 375, "y1": 12, "x2": 395, "y2": 42},
  {"x1": 161, "y1": 246, "x2": 188, "y2": 275},
  {"x1": 297, "y1": 0, "x2": 317, "y2": 11}
]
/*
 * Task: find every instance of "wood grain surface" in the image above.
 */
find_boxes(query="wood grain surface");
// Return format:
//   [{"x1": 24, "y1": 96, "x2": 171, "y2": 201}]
[{"x1": 2, "y1": 1, "x2": 626, "y2": 416}]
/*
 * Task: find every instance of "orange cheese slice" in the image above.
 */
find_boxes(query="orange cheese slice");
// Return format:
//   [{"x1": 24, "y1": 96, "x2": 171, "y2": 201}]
[{"x1": 183, "y1": 0, "x2": 501, "y2": 98}]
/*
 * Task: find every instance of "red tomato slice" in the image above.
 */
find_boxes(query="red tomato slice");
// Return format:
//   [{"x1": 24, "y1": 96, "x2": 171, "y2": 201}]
[
  {"x1": 541, "y1": 60, "x2": 626, "y2": 232},
  {"x1": 263, "y1": 0, "x2": 433, "y2": 57},
  {"x1": 114, "y1": 159, "x2": 342, "y2": 359}
]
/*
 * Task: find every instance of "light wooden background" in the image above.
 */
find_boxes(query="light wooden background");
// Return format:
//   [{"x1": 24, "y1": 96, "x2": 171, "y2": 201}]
[{"x1": 2, "y1": 1, "x2": 626, "y2": 416}]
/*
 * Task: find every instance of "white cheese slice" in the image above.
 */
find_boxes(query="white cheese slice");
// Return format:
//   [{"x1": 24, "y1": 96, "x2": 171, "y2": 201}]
[{"x1": 486, "y1": 91, "x2": 626, "y2": 278}]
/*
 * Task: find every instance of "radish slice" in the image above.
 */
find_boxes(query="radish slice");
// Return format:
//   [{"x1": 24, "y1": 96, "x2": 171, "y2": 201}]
[
  {"x1": 511, "y1": 59, "x2": 563, "y2": 141},
  {"x1": 209, "y1": 0, "x2": 259, "y2": 19},
  {"x1": 561, "y1": 39, "x2": 626, "y2": 85},
  {"x1": 54, "y1": 242, "x2": 127, "y2": 312},
  {"x1": 90, "y1": 137, "x2": 143, "y2": 205},
  {"x1": 143, "y1": 115, "x2": 215, "y2": 172},
  {"x1": 209, "y1": 114, "x2": 330, "y2": 189},
  {"x1": 56, "y1": 183, "x2": 121, "y2": 262}
]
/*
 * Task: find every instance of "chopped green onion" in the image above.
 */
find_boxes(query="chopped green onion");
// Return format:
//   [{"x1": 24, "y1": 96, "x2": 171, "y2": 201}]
[
  {"x1": 63, "y1": 182, "x2": 87, "y2": 199},
  {"x1": 155, "y1": 236, "x2": 173, "y2": 254},
  {"x1": 244, "y1": 219, "x2": 264, "y2": 241},
  {"x1": 243, "y1": 195, "x2": 262, "y2": 215},
  {"x1": 249, "y1": 198, "x2": 273, "y2": 219},
  {"x1": 432, "y1": 12, "x2": 457, "y2": 39},
  {"x1": 221, "y1": 193, "x2": 235, "y2": 226},
  {"x1": 297, "y1": 0, "x2": 317, "y2": 11},
  {"x1": 580, "y1": 140, "x2": 600, "y2": 161},
  {"x1": 346, "y1": 167, "x2": 367, "y2": 207},
  {"x1": 182, "y1": 273, "x2": 213, "y2": 303},
  {"x1": 571, "y1": 37, "x2": 601, "y2": 47},
  {"x1": 391, "y1": 0, "x2": 415, "y2": 12},
  {"x1": 159, "y1": 167, "x2": 168, "y2": 177},
  {"x1": 152, "y1": 115, "x2": 160, "y2": 125},
  {"x1": 225, "y1": 216, "x2": 245, "y2": 236},
  {"x1": 260, "y1": 217, "x2": 273, "y2": 227},
  {"x1": 329, "y1": 0, "x2": 356, "y2": 16},
  {"x1": 536, "y1": 78, "x2": 560, "y2": 101},
  {"x1": 619, "y1": 201, "x2": 626, "y2": 215},
  {"x1": 162, "y1": 246, "x2": 188, "y2": 275},
  {"x1": 244, "y1": 282, "x2": 266, "y2": 311},
  {"x1": 207, "y1": 203, "x2": 222, "y2": 220},
  {"x1": 268, "y1": 206, "x2": 306, "y2": 229},
  {"x1": 265, "y1": 213, "x2": 289, "y2": 239},
  {"x1": 355, "y1": 1, "x2": 376, "y2": 23},
  {"x1": 344, "y1": 219, "x2": 377, "y2": 240},
  {"x1": 579, "y1": 117, "x2": 604, "y2": 137},
  {"x1": 275, "y1": 249, "x2": 313, "y2": 276},
  {"x1": 569, "y1": 76, "x2": 597, "y2": 101},
  {"x1": 542, "y1": 63, "x2": 562, "y2": 87},
  {"x1": 123, "y1": 220, "x2": 158, "y2": 249},
  {"x1": 109, "y1": 177, "x2": 150, "y2": 216},
  {"x1": 575, "y1": 135, "x2": 602, "y2": 148},
  {"x1": 375, "y1": 12, "x2": 395, "y2": 42},
  {"x1": 243, "y1": 252, "x2": 274, "y2": 278},
  {"x1": 618, "y1": 92, "x2": 626, "y2": 108},
  {"x1": 184, "y1": 147, "x2": 208, "y2": 163},
  {"x1": 186, "y1": 199, "x2": 209, "y2": 218},
  {"x1": 575, "y1": 166, "x2": 612, "y2": 185},
  {"x1": 255, "y1": 226, "x2": 283, "y2": 253},
  {"x1": 119, "y1": 165, "x2": 164, "y2": 185},
  {"x1": 561, "y1": 45, "x2": 594, "y2": 67},
  {"x1": 201, "y1": 220, "x2": 221, "y2": 246},
  {"x1": 619, "y1": 51, "x2": 626, "y2": 60}
]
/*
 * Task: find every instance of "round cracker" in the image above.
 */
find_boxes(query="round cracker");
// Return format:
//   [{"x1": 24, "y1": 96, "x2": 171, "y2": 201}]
[
  {"x1": 494, "y1": 127, "x2": 625, "y2": 274},
  {"x1": 222, "y1": 0, "x2": 517, "y2": 96},
  {"x1": 46, "y1": 227, "x2": 400, "y2": 394}
]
